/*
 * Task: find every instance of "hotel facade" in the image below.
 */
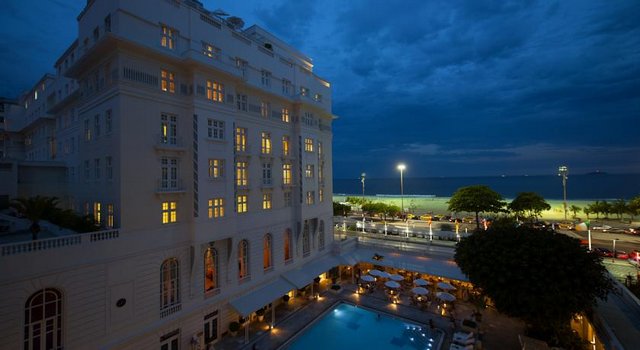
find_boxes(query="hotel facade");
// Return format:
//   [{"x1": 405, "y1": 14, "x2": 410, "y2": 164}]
[{"x1": 0, "y1": 0, "x2": 335, "y2": 348}]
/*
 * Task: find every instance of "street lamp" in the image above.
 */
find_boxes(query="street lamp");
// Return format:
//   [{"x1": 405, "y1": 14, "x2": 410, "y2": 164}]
[
  {"x1": 558, "y1": 165, "x2": 568, "y2": 221},
  {"x1": 361, "y1": 172, "x2": 366, "y2": 233},
  {"x1": 397, "y1": 164, "x2": 407, "y2": 237},
  {"x1": 612, "y1": 238, "x2": 619, "y2": 263}
]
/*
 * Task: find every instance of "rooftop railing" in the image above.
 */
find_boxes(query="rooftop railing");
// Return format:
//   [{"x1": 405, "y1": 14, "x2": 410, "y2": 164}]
[{"x1": 1, "y1": 229, "x2": 120, "y2": 257}]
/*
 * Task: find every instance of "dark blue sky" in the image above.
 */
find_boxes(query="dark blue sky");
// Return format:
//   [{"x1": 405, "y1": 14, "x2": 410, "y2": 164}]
[{"x1": 1, "y1": 0, "x2": 639, "y2": 178}]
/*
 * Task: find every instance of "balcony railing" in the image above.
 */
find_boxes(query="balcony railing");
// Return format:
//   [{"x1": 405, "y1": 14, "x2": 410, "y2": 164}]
[
  {"x1": 1, "y1": 229, "x2": 120, "y2": 257},
  {"x1": 160, "y1": 303, "x2": 182, "y2": 318},
  {"x1": 155, "y1": 135, "x2": 186, "y2": 151},
  {"x1": 156, "y1": 179, "x2": 185, "y2": 193}
]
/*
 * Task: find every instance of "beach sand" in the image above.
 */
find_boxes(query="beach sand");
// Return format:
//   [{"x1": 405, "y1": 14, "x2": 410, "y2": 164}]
[{"x1": 333, "y1": 195, "x2": 594, "y2": 222}]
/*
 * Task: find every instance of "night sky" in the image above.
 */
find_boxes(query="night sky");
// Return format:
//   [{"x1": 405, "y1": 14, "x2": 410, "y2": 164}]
[{"x1": 1, "y1": 0, "x2": 638, "y2": 178}]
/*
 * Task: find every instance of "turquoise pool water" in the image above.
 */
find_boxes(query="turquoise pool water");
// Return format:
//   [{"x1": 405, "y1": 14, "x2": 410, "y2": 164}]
[{"x1": 286, "y1": 303, "x2": 440, "y2": 350}]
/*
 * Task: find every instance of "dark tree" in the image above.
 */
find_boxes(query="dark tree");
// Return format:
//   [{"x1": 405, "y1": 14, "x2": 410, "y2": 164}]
[
  {"x1": 11, "y1": 196, "x2": 59, "y2": 240},
  {"x1": 508, "y1": 192, "x2": 551, "y2": 221},
  {"x1": 448, "y1": 185, "x2": 506, "y2": 230},
  {"x1": 455, "y1": 219, "x2": 613, "y2": 347},
  {"x1": 333, "y1": 202, "x2": 351, "y2": 217}
]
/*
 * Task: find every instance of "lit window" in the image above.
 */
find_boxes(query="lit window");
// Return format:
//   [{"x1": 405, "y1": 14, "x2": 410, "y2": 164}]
[
  {"x1": 208, "y1": 159, "x2": 224, "y2": 179},
  {"x1": 262, "y1": 163, "x2": 272, "y2": 185},
  {"x1": 161, "y1": 114, "x2": 178, "y2": 145},
  {"x1": 318, "y1": 166, "x2": 324, "y2": 183},
  {"x1": 282, "y1": 164, "x2": 292, "y2": 185},
  {"x1": 300, "y1": 86, "x2": 309, "y2": 96},
  {"x1": 319, "y1": 189, "x2": 324, "y2": 202},
  {"x1": 261, "y1": 132, "x2": 271, "y2": 154},
  {"x1": 160, "y1": 258, "x2": 180, "y2": 313},
  {"x1": 304, "y1": 138, "x2": 314, "y2": 152},
  {"x1": 284, "y1": 229, "x2": 292, "y2": 262},
  {"x1": 238, "y1": 240, "x2": 250, "y2": 279},
  {"x1": 282, "y1": 136, "x2": 290, "y2": 156},
  {"x1": 24, "y1": 289, "x2": 63, "y2": 350},
  {"x1": 306, "y1": 191, "x2": 315, "y2": 205},
  {"x1": 207, "y1": 119, "x2": 224, "y2": 140},
  {"x1": 260, "y1": 101, "x2": 270, "y2": 118},
  {"x1": 107, "y1": 204, "x2": 114, "y2": 228},
  {"x1": 263, "y1": 234, "x2": 273, "y2": 270},
  {"x1": 262, "y1": 193, "x2": 272, "y2": 210},
  {"x1": 208, "y1": 198, "x2": 224, "y2": 218},
  {"x1": 204, "y1": 248, "x2": 218, "y2": 292},
  {"x1": 161, "y1": 25, "x2": 176, "y2": 49},
  {"x1": 84, "y1": 119, "x2": 91, "y2": 141},
  {"x1": 236, "y1": 161, "x2": 248, "y2": 186},
  {"x1": 162, "y1": 201, "x2": 177, "y2": 224},
  {"x1": 235, "y1": 127, "x2": 247, "y2": 152},
  {"x1": 305, "y1": 164, "x2": 314, "y2": 178},
  {"x1": 318, "y1": 141, "x2": 323, "y2": 157},
  {"x1": 261, "y1": 70, "x2": 271, "y2": 87},
  {"x1": 202, "y1": 42, "x2": 219, "y2": 59},
  {"x1": 93, "y1": 202, "x2": 101, "y2": 226},
  {"x1": 161, "y1": 70, "x2": 175, "y2": 93},
  {"x1": 237, "y1": 195, "x2": 248, "y2": 213},
  {"x1": 206, "y1": 80, "x2": 224, "y2": 102},
  {"x1": 281, "y1": 108, "x2": 290, "y2": 123},
  {"x1": 314, "y1": 93, "x2": 322, "y2": 102}
]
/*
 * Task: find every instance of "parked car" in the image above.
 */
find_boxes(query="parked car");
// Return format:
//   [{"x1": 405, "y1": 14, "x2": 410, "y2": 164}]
[
  {"x1": 593, "y1": 247, "x2": 613, "y2": 257},
  {"x1": 591, "y1": 225, "x2": 612, "y2": 230},
  {"x1": 626, "y1": 227, "x2": 640, "y2": 235},
  {"x1": 602, "y1": 227, "x2": 626, "y2": 233},
  {"x1": 615, "y1": 251, "x2": 629, "y2": 260}
]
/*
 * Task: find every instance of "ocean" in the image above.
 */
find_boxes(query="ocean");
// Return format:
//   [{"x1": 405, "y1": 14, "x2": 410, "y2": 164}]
[{"x1": 333, "y1": 173, "x2": 640, "y2": 200}]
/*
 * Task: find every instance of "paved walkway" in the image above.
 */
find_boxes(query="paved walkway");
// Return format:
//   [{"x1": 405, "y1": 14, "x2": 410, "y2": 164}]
[{"x1": 216, "y1": 283, "x2": 525, "y2": 350}]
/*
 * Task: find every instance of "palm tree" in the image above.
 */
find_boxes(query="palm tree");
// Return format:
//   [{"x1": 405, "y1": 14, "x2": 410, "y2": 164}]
[
  {"x1": 569, "y1": 205, "x2": 581, "y2": 219},
  {"x1": 11, "y1": 196, "x2": 59, "y2": 240}
]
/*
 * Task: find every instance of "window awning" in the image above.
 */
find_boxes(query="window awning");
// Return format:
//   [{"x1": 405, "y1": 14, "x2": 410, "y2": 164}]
[
  {"x1": 229, "y1": 277, "x2": 296, "y2": 317},
  {"x1": 282, "y1": 254, "x2": 341, "y2": 289}
]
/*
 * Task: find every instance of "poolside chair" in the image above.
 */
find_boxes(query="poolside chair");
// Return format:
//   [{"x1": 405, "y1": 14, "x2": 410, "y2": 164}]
[{"x1": 453, "y1": 331, "x2": 475, "y2": 346}]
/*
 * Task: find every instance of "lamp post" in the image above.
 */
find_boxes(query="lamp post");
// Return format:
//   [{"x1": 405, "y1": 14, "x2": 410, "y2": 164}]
[
  {"x1": 361, "y1": 172, "x2": 366, "y2": 233},
  {"x1": 397, "y1": 164, "x2": 407, "y2": 237},
  {"x1": 612, "y1": 238, "x2": 619, "y2": 263},
  {"x1": 558, "y1": 165, "x2": 568, "y2": 221}
]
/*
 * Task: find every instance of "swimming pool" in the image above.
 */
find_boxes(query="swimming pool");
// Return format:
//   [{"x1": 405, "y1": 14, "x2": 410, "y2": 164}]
[{"x1": 285, "y1": 303, "x2": 441, "y2": 350}]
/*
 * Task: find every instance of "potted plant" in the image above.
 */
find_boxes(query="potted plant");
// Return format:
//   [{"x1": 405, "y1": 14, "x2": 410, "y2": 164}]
[
  {"x1": 330, "y1": 284, "x2": 342, "y2": 294},
  {"x1": 314, "y1": 277, "x2": 321, "y2": 284},
  {"x1": 228, "y1": 321, "x2": 240, "y2": 336},
  {"x1": 256, "y1": 308, "x2": 265, "y2": 322},
  {"x1": 282, "y1": 294, "x2": 290, "y2": 303}
]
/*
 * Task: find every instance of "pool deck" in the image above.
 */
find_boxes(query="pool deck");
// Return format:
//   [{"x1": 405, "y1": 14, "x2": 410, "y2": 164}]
[{"x1": 215, "y1": 282, "x2": 525, "y2": 350}]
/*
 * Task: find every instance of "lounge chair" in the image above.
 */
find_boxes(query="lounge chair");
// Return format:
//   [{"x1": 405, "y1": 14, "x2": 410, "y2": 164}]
[{"x1": 453, "y1": 331, "x2": 475, "y2": 345}]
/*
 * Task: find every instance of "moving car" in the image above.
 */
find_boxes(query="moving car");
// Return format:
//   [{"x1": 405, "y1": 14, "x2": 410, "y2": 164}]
[
  {"x1": 593, "y1": 247, "x2": 613, "y2": 257},
  {"x1": 615, "y1": 251, "x2": 629, "y2": 259}
]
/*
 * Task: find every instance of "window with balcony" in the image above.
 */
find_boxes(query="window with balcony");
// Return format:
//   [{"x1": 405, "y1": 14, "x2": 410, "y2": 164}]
[
  {"x1": 207, "y1": 119, "x2": 224, "y2": 140},
  {"x1": 237, "y1": 195, "x2": 248, "y2": 213},
  {"x1": 236, "y1": 161, "x2": 248, "y2": 186},
  {"x1": 162, "y1": 201, "x2": 177, "y2": 224},
  {"x1": 160, "y1": 258, "x2": 180, "y2": 315},
  {"x1": 206, "y1": 80, "x2": 224, "y2": 102},
  {"x1": 161, "y1": 114, "x2": 177, "y2": 145},
  {"x1": 263, "y1": 234, "x2": 273, "y2": 270},
  {"x1": 284, "y1": 191, "x2": 292, "y2": 207},
  {"x1": 261, "y1": 132, "x2": 271, "y2": 154},
  {"x1": 304, "y1": 138, "x2": 314, "y2": 152},
  {"x1": 161, "y1": 25, "x2": 176, "y2": 49},
  {"x1": 282, "y1": 136, "x2": 290, "y2": 156},
  {"x1": 281, "y1": 108, "x2": 290, "y2": 123},
  {"x1": 204, "y1": 248, "x2": 219, "y2": 292},
  {"x1": 208, "y1": 198, "x2": 224, "y2": 218},
  {"x1": 24, "y1": 289, "x2": 63, "y2": 350},
  {"x1": 282, "y1": 164, "x2": 292, "y2": 185},
  {"x1": 161, "y1": 70, "x2": 175, "y2": 93},
  {"x1": 161, "y1": 157, "x2": 179, "y2": 190},
  {"x1": 262, "y1": 163, "x2": 272, "y2": 185},
  {"x1": 262, "y1": 193, "x2": 272, "y2": 210},
  {"x1": 235, "y1": 127, "x2": 247, "y2": 152},
  {"x1": 208, "y1": 159, "x2": 224, "y2": 179},
  {"x1": 238, "y1": 240, "x2": 250, "y2": 280}
]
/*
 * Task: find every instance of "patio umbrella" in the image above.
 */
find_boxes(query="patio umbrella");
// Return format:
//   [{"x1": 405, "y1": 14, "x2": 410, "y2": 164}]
[
  {"x1": 437, "y1": 282, "x2": 456, "y2": 291},
  {"x1": 385, "y1": 281, "x2": 401, "y2": 289},
  {"x1": 378, "y1": 271, "x2": 391, "y2": 279},
  {"x1": 389, "y1": 274, "x2": 404, "y2": 281},
  {"x1": 361, "y1": 275, "x2": 375, "y2": 282},
  {"x1": 436, "y1": 292, "x2": 456, "y2": 302},
  {"x1": 411, "y1": 287, "x2": 429, "y2": 295},
  {"x1": 414, "y1": 278, "x2": 430, "y2": 286},
  {"x1": 369, "y1": 269, "x2": 383, "y2": 277}
]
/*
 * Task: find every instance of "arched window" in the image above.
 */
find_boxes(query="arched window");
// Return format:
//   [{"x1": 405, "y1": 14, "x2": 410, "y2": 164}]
[
  {"x1": 319, "y1": 220, "x2": 325, "y2": 251},
  {"x1": 284, "y1": 229, "x2": 292, "y2": 263},
  {"x1": 263, "y1": 234, "x2": 273, "y2": 270},
  {"x1": 204, "y1": 248, "x2": 218, "y2": 292},
  {"x1": 238, "y1": 240, "x2": 250, "y2": 280},
  {"x1": 24, "y1": 288, "x2": 63, "y2": 350},
  {"x1": 161, "y1": 258, "x2": 180, "y2": 310}
]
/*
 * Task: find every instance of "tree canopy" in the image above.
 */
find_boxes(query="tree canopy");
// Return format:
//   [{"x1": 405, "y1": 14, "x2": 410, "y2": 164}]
[
  {"x1": 333, "y1": 201, "x2": 351, "y2": 216},
  {"x1": 447, "y1": 185, "x2": 506, "y2": 229},
  {"x1": 11, "y1": 196, "x2": 59, "y2": 240},
  {"x1": 507, "y1": 192, "x2": 551, "y2": 221},
  {"x1": 455, "y1": 219, "x2": 613, "y2": 346}
]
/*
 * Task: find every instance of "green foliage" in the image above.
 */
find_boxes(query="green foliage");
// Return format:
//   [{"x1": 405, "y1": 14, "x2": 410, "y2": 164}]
[
  {"x1": 333, "y1": 201, "x2": 351, "y2": 216},
  {"x1": 11, "y1": 196, "x2": 60, "y2": 240},
  {"x1": 628, "y1": 196, "x2": 640, "y2": 219},
  {"x1": 345, "y1": 196, "x2": 368, "y2": 205},
  {"x1": 611, "y1": 199, "x2": 627, "y2": 220},
  {"x1": 508, "y1": 192, "x2": 551, "y2": 221},
  {"x1": 569, "y1": 205, "x2": 581, "y2": 219},
  {"x1": 448, "y1": 185, "x2": 506, "y2": 230},
  {"x1": 455, "y1": 220, "x2": 613, "y2": 347}
]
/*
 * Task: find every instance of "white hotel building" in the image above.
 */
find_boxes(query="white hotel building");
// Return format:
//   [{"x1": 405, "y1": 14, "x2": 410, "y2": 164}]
[{"x1": 0, "y1": 0, "x2": 336, "y2": 348}]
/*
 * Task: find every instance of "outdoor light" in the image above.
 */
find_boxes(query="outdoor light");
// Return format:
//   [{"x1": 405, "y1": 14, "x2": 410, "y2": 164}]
[
  {"x1": 397, "y1": 164, "x2": 407, "y2": 237},
  {"x1": 558, "y1": 165, "x2": 569, "y2": 221}
]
